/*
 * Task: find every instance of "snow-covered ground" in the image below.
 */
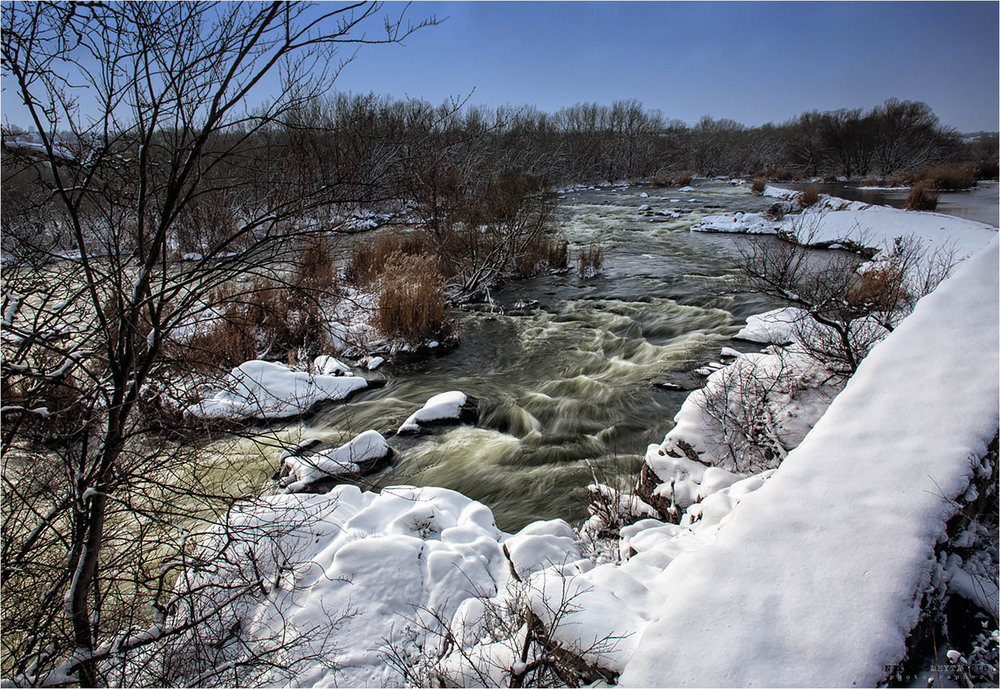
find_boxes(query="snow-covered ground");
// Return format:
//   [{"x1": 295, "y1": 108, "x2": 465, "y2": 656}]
[{"x1": 696, "y1": 185, "x2": 998, "y2": 263}]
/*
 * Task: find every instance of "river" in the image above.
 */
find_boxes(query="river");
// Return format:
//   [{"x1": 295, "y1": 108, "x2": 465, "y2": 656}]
[{"x1": 262, "y1": 179, "x2": 997, "y2": 532}]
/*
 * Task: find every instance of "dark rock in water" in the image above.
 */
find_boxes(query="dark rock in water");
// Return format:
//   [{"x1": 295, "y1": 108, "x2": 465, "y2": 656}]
[{"x1": 650, "y1": 374, "x2": 701, "y2": 392}]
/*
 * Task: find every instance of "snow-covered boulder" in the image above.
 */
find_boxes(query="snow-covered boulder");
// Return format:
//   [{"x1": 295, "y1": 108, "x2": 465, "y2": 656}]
[
  {"x1": 694, "y1": 212, "x2": 777, "y2": 235},
  {"x1": 504, "y1": 519, "x2": 582, "y2": 580},
  {"x1": 279, "y1": 430, "x2": 391, "y2": 492},
  {"x1": 397, "y1": 391, "x2": 477, "y2": 434},
  {"x1": 188, "y1": 360, "x2": 367, "y2": 420},
  {"x1": 734, "y1": 307, "x2": 808, "y2": 344},
  {"x1": 312, "y1": 355, "x2": 353, "y2": 376}
]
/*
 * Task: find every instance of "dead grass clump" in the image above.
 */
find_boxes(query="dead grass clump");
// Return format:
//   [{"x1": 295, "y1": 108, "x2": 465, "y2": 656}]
[
  {"x1": 180, "y1": 282, "x2": 324, "y2": 368},
  {"x1": 886, "y1": 170, "x2": 917, "y2": 187},
  {"x1": 578, "y1": 245, "x2": 603, "y2": 279},
  {"x1": 751, "y1": 177, "x2": 767, "y2": 194},
  {"x1": 917, "y1": 164, "x2": 976, "y2": 191},
  {"x1": 652, "y1": 170, "x2": 694, "y2": 187},
  {"x1": 513, "y1": 235, "x2": 569, "y2": 276},
  {"x1": 294, "y1": 237, "x2": 334, "y2": 290},
  {"x1": 375, "y1": 252, "x2": 452, "y2": 344},
  {"x1": 798, "y1": 183, "x2": 820, "y2": 209},
  {"x1": 345, "y1": 233, "x2": 427, "y2": 286},
  {"x1": 906, "y1": 182, "x2": 938, "y2": 211}
]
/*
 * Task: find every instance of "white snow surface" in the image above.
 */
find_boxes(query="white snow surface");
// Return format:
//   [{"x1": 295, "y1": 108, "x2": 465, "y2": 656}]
[
  {"x1": 187, "y1": 486, "x2": 509, "y2": 687},
  {"x1": 188, "y1": 360, "x2": 367, "y2": 420},
  {"x1": 620, "y1": 239, "x2": 999, "y2": 687},
  {"x1": 398, "y1": 390, "x2": 468, "y2": 433},
  {"x1": 734, "y1": 306, "x2": 808, "y2": 344}
]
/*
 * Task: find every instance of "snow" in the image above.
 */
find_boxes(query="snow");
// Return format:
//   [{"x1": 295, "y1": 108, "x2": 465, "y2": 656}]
[
  {"x1": 188, "y1": 360, "x2": 367, "y2": 420},
  {"x1": 398, "y1": 391, "x2": 468, "y2": 433},
  {"x1": 280, "y1": 430, "x2": 389, "y2": 490},
  {"x1": 312, "y1": 355, "x2": 353, "y2": 376},
  {"x1": 619, "y1": 239, "x2": 999, "y2": 687},
  {"x1": 176, "y1": 486, "x2": 508, "y2": 687},
  {"x1": 734, "y1": 306, "x2": 807, "y2": 344}
]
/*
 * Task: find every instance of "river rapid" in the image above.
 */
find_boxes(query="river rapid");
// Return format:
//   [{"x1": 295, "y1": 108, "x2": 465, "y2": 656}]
[{"x1": 281, "y1": 181, "x2": 786, "y2": 531}]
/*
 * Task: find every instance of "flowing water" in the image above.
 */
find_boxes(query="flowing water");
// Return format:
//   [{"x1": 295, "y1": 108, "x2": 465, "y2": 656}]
[{"x1": 295, "y1": 182, "x2": 787, "y2": 531}]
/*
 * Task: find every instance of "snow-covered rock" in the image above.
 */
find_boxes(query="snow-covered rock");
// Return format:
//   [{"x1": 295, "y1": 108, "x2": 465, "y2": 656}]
[
  {"x1": 312, "y1": 354, "x2": 353, "y2": 376},
  {"x1": 734, "y1": 306, "x2": 808, "y2": 344},
  {"x1": 279, "y1": 430, "x2": 390, "y2": 491},
  {"x1": 188, "y1": 360, "x2": 367, "y2": 420},
  {"x1": 398, "y1": 391, "x2": 472, "y2": 434}
]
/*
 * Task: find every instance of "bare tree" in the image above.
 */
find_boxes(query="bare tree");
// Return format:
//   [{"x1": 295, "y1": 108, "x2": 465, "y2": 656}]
[{"x1": 1, "y1": 2, "x2": 435, "y2": 685}]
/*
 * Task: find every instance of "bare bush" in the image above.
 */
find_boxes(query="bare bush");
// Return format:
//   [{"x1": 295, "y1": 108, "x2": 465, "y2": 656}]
[
  {"x1": 740, "y1": 223, "x2": 956, "y2": 373},
  {"x1": 751, "y1": 177, "x2": 767, "y2": 194}
]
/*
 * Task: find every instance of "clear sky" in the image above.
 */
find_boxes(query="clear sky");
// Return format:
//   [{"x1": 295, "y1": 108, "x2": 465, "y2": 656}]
[
  {"x1": 3, "y1": 1, "x2": 997, "y2": 133},
  {"x1": 332, "y1": 1, "x2": 999, "y2": 132}
]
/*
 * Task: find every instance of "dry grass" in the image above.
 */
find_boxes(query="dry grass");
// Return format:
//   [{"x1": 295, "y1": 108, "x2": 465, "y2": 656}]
[
  {"x1": 375, "y1": 251, "x2": 452, "y2": 344},
  {"x1": 906, "y1": 182, "x2": 939, "y2": 211},
  {"x1": 751, "y1": 177, "x2": 767, "y2": 194},
  {"x1": 917, "y1": 164, "x2": 976, "y2": 191},
  {"x1": 652, "y1": 170, "x2": 693, "y2": 188},
  {"x1": 513, "y1": 235, "x2": 569, "y2": 276},
  {"x1": 345, "y1": 233, "x2": 428, "y2": 286},
  {"x1": 577, "y1": 245, "x2": 603, "y2": 279},
  {"x1": 798, "y1": 183, "x2": 820, "y2": 208}
]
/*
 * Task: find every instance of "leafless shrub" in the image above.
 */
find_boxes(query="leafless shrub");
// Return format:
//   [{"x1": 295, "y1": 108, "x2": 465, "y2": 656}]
[
  {"x1": 698, "y1": 352, "x2": 795, "y2": 473},
  {"x1": 751, "y1": 177, "x2": 767, "y2": 194},
  {"x1": 374, "y1": 251, "x2": 452, "y2": 344},
  {"x1": 740, "y1": 220, "x2": 957, "y2": 373},
  {"x1": 906, "y1": 182, "x2": 939, "y2": 211},
  {"x1": 382, "y1": 575, "x2": 621, "y2": 687}
]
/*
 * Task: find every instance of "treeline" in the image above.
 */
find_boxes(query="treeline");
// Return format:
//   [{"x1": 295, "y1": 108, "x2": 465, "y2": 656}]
[{"x1": 3, "y1": 94, "x2": 996, "y2": 262}]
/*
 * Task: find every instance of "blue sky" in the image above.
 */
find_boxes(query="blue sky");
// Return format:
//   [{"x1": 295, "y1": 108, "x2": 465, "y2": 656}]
[
  {"x1": 331, "y1": 1, "x2": 999, "y2": 132},
  {"x1": 3, "y1": 2, "x2": 997, "y2": 132}
]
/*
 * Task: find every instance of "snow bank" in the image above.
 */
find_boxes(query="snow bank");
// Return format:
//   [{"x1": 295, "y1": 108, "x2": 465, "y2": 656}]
[
  {"x1": 279, "y1": 430, "x2": 389, "y2": 491},
  {"x1": 188, "y1": 360, "x2": 367, "y2": 420},
  {"x1": 184, "y1": 486, "x2": 508, "y2": 687},
  {"x1": 620, "y1": 239, "x2": 999, "y2": 687},
  {"x1": 398, "y1": 391, "x2": 469, "y2": 434}
]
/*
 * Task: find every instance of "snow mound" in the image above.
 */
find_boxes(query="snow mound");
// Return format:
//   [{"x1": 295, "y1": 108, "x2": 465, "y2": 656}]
[
  {"x1": 181, "y1": 486, "x2": 507, "y2": 687},
  {"x1": 620, "y1": 239, "x2": 1000, "y2": 687},
  {"x1": 188, "y1": 360, "x2": 367, "y2": 420},
  {"x1": 398, "y1": 391, "x2": 469, "y2": 434},
  {"x1": 694, "y1": 212, "x2": 775, "y2": 235}
]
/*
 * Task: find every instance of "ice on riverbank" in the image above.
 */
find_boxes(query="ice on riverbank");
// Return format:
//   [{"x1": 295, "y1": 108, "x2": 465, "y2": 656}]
[{"x1": 188, "y1": 360, "x2": 367, "y2": 420}]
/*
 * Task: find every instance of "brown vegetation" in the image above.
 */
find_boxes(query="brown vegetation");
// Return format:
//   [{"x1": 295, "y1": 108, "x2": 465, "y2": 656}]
[
  {"x1": 906, "y1": 182, "x2": 939, "y2": 211},
  {"x1": 917, "y1": 163, "x2": 976, "y2": 191},
  {"x1": 751, "y1": 177, "x2": 767, "y2": 194},
  {"x1": 374, "y1": 252, "x2": 452, "y2": 343},
  {"x1": 651, "y1": 170, "x2": 693, "y2": 187},
  {"x1": 798, "y1": 183, "x2": 820, "y2": 208},
  {"x1": 578, "y1": 245, "x2": 603, "y2": 278}
]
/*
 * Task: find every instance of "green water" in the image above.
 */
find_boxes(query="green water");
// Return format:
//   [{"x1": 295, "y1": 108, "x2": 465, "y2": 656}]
[{"x1": 256, "y1": 181, "x2": 786, "y2": 531}]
